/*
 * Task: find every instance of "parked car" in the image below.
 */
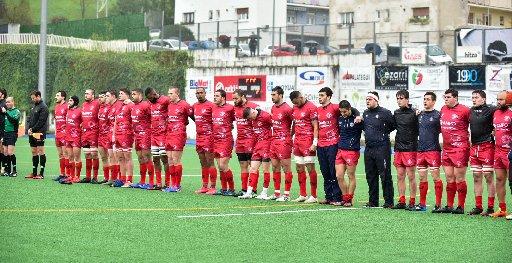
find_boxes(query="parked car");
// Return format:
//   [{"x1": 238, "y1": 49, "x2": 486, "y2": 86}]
[
  {"x1": 187, "y1": 40, "x2": 217, "y2": 50},
  {"x1": 149, "y1": 29, "x2": 161, "y2": 39},
  {"x1": 148, "y1": 39, "x2": 188, "y2": 51},
  {"x1": 238, "y1": 43, "x2": 251, "y2": 57},
  {"x1": 271, "y1": 45, "x2": 297, "y2": 56}
]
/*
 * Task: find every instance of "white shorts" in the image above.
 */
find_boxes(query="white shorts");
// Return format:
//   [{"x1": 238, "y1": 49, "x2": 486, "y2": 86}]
[{"x1": 294, "y1": 155, "x2": 316, "y2": 165}]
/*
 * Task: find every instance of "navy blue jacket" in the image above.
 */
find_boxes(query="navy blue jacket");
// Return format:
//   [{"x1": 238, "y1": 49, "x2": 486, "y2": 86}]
[
  {"x1": 363, "y1": 106, "x2": 395, "y2": 148},
  {"x1": 418, "y1": 109, "x2": 441, "y2": 152},
  {"x1": 337, "y1": 107, "x2": 363, "y2": 151}
]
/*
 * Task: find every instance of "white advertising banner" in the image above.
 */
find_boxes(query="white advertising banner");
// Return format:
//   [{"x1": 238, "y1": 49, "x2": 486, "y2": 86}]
[
  {"x1": 296, "y1": 67, "x2": 332, "y2": 104},
  {"x1": 265, "y1": 75, "x2": 296, "y2": 111},
  {"x1": 185, "y1": 76, "x2": 214, "y2": 103},
  {"x1": 456, "y1": 46, "x2": 483, "y2": 63},
  {"x1": 486, "y1": 65, "x2": 512, "y2": 91},
  {"x1": 408, "y1": 65, "x2": 449, "y2": 91},
  {"x1": 401, "y1": 47, "x2": 427, "y2": 65},
  {"x1": 339, "y1": 67, "x2": 374, "y2": 90}
]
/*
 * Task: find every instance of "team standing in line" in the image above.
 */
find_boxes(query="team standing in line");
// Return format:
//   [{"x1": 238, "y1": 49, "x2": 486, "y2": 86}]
[{"x1": 1, "y1": 86, "x2": 511, "y2": 219}]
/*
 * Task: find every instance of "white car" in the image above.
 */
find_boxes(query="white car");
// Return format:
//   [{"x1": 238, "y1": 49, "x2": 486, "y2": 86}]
[
  {"x1": 149, "y1": 29, "x2": 161, "y2": 39},
  {"x1": 149, "y1": 39, "x2": 188, "y2": 51},
  {"x1": 238, "y1": 44, "x2": 251, "y2": 57}
]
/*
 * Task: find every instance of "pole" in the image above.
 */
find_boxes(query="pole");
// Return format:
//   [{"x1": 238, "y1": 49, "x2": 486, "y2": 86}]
[
  {"x1": 372, "y1": 22, "x2": 376, "y2": 64},
  {"x1": 272, "y1": 0, "x2": 275, "y2": 50},
  {"x1": 38, "y1": 0, "x2": 47, "y2": 101}
]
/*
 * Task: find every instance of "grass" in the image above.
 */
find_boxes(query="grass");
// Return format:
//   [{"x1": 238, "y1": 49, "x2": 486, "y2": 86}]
[{"x1": 0, "y1": 138, "x2": 511, "y2": 262}]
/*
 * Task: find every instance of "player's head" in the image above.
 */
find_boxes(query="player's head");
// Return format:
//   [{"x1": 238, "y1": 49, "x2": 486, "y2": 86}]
[
  {"x1": 232, "y1": 89, "x2": 247, "y2": 106},
  {"x1": 338, "y1": 100, "x2": 352, "y2": 118},
  {"x1": 366, "y1": 91, "x2": 379, "y2": 109},
  {"x1": 271, "y1": 86, "x2": 284, "y2": 104},
  {"x1": 471, "y1": 89, "x2": 486, "y2": 107},
  {"x1": 497, "y1": 90, "x2": 509, "y2": 110},
  {"x1": 105, "y1": 89, "x2": 117, "y2": 104},
  {"x1": 0, "y1": 88, "x2": 7, "y2": 99},
  {"x1": 444, "y1": 88, "x2": 458, "y2": 107},
  {"x1": 131, "y1": 88, "x2": 144, "y2": 103},
  {"x1": 195, "y1": 87, "x2": 207, "y2": 102},
  {"x1": 5, "y1": 97, "x2": 14, "y2": 109},
  {"x1": 98, "y1": 90, "x2": 107, "y2": 104},
  {"x1": 119, "y1": 88, "x2": 130, "y2": 101},
  {"x1": 214, "y1": 89, "x2": 226, "y2": 105},
  {"x1": 30, "y1": 90, "x2": 42, "y2": 103},
  {"x1": 318, "y1": 87, "x2": 333, "y2": 106},
  {"x1": 290, "y1": 91, "x2": 304, "y2": 107},
  {"x1": 145, "y1": 87, "x2": 159, "y2": 103},
  {"x1": 85, "y1": 89, "x2": 95, "y2": 102},
  {"x1": 423, "y1": 91, "x2": 436, "y2": 111},
  {"x1": 168, "y1": 87, "x2": 180, "y2": 102},
  {"x1": 68, "y1": 95, "x2": 79, "y2": 108},
  {"x1": 55, "y1": 90, "x2": 67, "y2": 103},
  {"x1": 242, "y1": 107, "x2": 258, "y2": 120},
  {"x1": 396, "y1": 89, "x2": 409, "y2": 108}
]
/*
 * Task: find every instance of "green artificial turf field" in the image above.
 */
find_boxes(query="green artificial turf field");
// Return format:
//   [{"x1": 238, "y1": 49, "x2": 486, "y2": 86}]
[{"x1": 1, "y1": 138, "x2": 510, "y2": 262}]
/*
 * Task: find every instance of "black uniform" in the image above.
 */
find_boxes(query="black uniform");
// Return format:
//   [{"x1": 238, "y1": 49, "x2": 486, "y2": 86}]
[
  {"x1": 469, "y1": 104, "x2": 495, "y2": 145},
  {"x1": 363, "y1": 106, "x2": 396, "y2": 207},
  {"x1": 394, "y1": 105, "x2": 418, "y2": 152},
  {"x1": 27, "y1": 100, "x2": 49, "y2": 147}
]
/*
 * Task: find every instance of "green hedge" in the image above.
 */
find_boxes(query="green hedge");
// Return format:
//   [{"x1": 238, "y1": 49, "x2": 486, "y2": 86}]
[
  {"x1": 0, "y1": 45, "x2": 190, "y2": 111},
  {"x1": 20, "y1": 14, "x2": 149, "y2": 42}
]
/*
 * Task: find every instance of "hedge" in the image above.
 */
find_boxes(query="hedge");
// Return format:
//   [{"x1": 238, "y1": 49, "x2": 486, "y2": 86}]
[{"x1": 0, "y1": 44, "x2": 190, "y2": 111}]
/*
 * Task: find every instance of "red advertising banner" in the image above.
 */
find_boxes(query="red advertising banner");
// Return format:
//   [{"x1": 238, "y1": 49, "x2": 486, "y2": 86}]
[{"x1": 214, "y1": 75, "x2": 266, "y2": 101}]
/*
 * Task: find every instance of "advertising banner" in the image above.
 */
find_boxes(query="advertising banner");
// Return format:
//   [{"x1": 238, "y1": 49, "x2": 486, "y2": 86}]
[
  {"x1": 401, "y1": 47, "x2": 427, "y2": 64},
  {"x1": 456, "y1": 46, "x2": 483, "y2": 63},
  {"x1": 339, "y1": 67, "x2": 374, "y2": 90},
  {"x1": 213, "y1": 75, "x2": 267, "y2": 101},
  {"x1": 375, "y1": 66, "x2": 408, "y2": 90},
  {"x1": 408, "y1": 65, "x2": 449, "y2": 91},
  {"x1": 449, "y1": 65, "x2": 486, "y2": 90},
  {"x1": 186, "y1": 76, "x2": 214, "y2": 103},
  {"x1": 486, "y1": 65, "x2": 512, "y2": 91},
  {"x1": 296, "y1": 67, "x2": 332, "y2": 103}
]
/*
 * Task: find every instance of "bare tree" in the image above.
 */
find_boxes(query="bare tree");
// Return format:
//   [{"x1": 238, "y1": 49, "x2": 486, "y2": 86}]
[{"x1": 80, "y1": 0, "x2": 91, "y2": 19}]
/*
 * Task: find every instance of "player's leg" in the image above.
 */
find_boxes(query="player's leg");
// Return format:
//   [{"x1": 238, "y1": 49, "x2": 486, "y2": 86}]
[
  {"x1": 205, "y1": 151, "x2": 217, "y2": 192},
  {"x1": 238, "y1": 154, "x2": 250, "y2": 194},
  {"x1": 72, "y1": 146, "x2": 82, "y2": 182},
  {"x1": 196, "y1": 151, "x2": 210, "y2": 193},
  {"x1": 81, "y1": 146, "x2": 93, "y2": 183},
  {"x1": 304, "y1": 157, "x2": 318, "y2": 203},
  {"x1": 121, "y1": 150, "x2": 133, "y2": 187},
  {"x1": 395, "y1": 165, "x2": 407, "y2": 209},
  {"x1": 7, "y1": 144, "x2": 16, "y2": 176},
  {"x1": 98, "y1": 147, "x2": 110, "y2": 183},
  {"x1": 256, "y1": 160, "x2": 272, "y2": 199},
  {"x1": 165, "y1": 150, "x2": 174, "y2": 189},
  {"x1": 90, "y1": 146, "x2": 99, "y2": 183},
  {"x1": 276, "y1": 158, "x2": 293, "y2": 201},
  {"x1": 453, "y1": 165, "x2": 468, "y2": 214},
  {"x1": 492, "y1": 168, "x2": 508, "y2": 217},
  {"x1": 270, "y1": 159, "x2": 282, "y2": 199},
  {"x1": 470, "y1": 152, "x2": 484, "y2": 214},
  {"x1": 406, "y1": 165, "x2": 417, "y2": 210},
  {"x1": 317, "y1": 146, "x2": 332, "y2": 204},
  {"x1": 293, "y1": 157, "x2": 307, "y2": 202},
  {"x1": 336, "y1": 163, "x2": 348, "y2": 202},
  {"x1": 240, "y1": 160, "x2": 262, "y2": 198},
  {"x1": 55, "y1": 143, "x2": 66, "y2": 180},
  {"x1": 149, "y1": 147, "x2": 163, "y2": 190}
]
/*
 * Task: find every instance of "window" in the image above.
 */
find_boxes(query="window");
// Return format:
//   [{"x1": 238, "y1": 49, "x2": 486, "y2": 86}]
[
  {"x1": 237, "y1": 8, "x2": 249, "y2": 21},
  {"x1": 287, "y1": 11, "x2": 297, "y2": 24},
  {"x1": 500, "y1": 16, "x2": 504, "y2": 26},
  {"x1": 208, "y1": 10, "x2": 213, "y2": 21},
  {"x1": 412, "y1": 7, "x2": 429, "y2": 19},
  {"x1": 376, "y1": 9, "x2": 390, "y2": 21},
  {"x1": 307, "y1": 13, "x2": 315, "y2": 25},
  {"x1": 483, "y1": 13, "x2": 491, "y2": 25},
  {"x1": 216, "y1": 10, "x2": 220, "y2": 20},
  {"x1": 338, "y1": 12, "x2": 354, "y2": 25},
  {"x1": 183, "y1": 12, "x2": 194, "y2": 24},
  {"x1": 468, "y1": 12, "x2": 474, "y2": 24}
]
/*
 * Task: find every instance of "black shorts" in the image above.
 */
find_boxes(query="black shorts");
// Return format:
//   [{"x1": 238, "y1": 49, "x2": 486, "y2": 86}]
[
  {"x1": 29, "y1": 133, "x2": 46, "y2": 147},
  {"x1": 236, "y1": 152, "x2": 252, "y2": 162},
  {"x1": 2, "y1": 131, "x2": 17, "y2": 146}
]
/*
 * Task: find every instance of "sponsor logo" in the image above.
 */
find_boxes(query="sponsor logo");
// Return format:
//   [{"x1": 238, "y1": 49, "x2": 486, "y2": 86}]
[
  {"x1": 298, "y1": 71, "x2": 325, "y2": 85},
  {"x1": 189, "y1": 79, "x2": 210, "y2": 89},
  {"x1": 412, "y1": 69, "x2": 424, "y2": 85}
]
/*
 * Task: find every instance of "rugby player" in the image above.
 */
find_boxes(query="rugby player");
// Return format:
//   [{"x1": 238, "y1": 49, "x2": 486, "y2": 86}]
[
  {"x1": 53, "y1": 91, "x2": 68, "y2": 181},
  {"x1": 79, "y1": 89, "x2": 100, "y2": 183},
  {"x1": 114, "y1": 89, "x2": 134, "y2": 188},
  {"x1": 130, "y1": 88, "x2": 153, "y2": 189},
  {"x1": 61, "y1": 96, "x2": 82, "y2": 184}
]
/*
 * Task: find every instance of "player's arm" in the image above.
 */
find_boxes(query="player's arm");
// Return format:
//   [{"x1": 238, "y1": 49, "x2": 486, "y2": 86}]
[{"x1": 310, "y1": 119, "x2": 319, "y2": 151}]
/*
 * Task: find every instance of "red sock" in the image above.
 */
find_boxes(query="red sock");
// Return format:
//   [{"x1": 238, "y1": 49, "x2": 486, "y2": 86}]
[
  {"x1": 273, "y1": 172, "x2": 281, "y2": 193},
  {"x1": 475, "y1": 195, "x2": 483, "y2": 209},
  {"x1": 399, "y1": 195, "x2": 406, "y2": 204},
  {"x1": 241, "y1": 172, "x2": 249, "y2": 191},
  {"x1": 140, "y1": 162, "x2": 147, "y2": 184},
  {"x1": 499, "y1": 202, "x2": 507, "y2": 211},
  {"x1": 209, "y1": 167, "x2": 217, "y2": 188},
  {"x1": 66, "y1": 161, "x2": 73, "y2": 177},
  {"x1": 434, "y1": 180, "x2": 443, "y2": 206},
  {"x1": 175, "y1": 164, "x2": 183, "y2": 187},
  {"x1": 103, "y1": 165, "x2": 110, "y2": 181},
  {"x1": 111, "y1": 165, "x2": 117, "y2": 180},
  {"x1": 456, "y1": 181, "x2": 467, "y2": 208},
  {"x1": 309, "y1": 170, "x2": 317, "y2": 198},
  {"x1": 446, "y1": 182, "x2": 456, "y2": 207},
  {"x1": 75, "y1": 162, "x2": 82, "y2": 178},
  {"x1": 220, "y1": 171, "x2": 227, "y2": 190},
  {"x1": 169, "y1": 165, "x2": 177, "y2": 187},
  {"x1": 59, "y1": 158, "x2": 66, "y2": 175},
  {"x1": 92, "y1": 158, "x2": 99, "y2": 180},
  {"x1": 226, "y1": 170, "x2": 234, "y2": 191},
  {"x1": 298, "y1": 171, "x2": 307, "y2": 197},
  {"x1": 155, "y1": 169, "x2": 162, "y2": 186},
  {"x1": 409, "y1": 197, "x2": 416, "y2": 206},
  {"x1": 249, "y1": 172, "x2": 259, "y2": 189},
  {"x1": 284, "y1": 172, "x2": 293, "y2": 194},
  {"x1": 201, "y1": 168, "x2": 209, "y2": 187},
  {"x1": 165, "y1": 166, "x2": 172, "y2": 187},
  {"x1": 263, "y1": 172, "x2": 270, "y2": 188},
  {"x1": 147, "y1": 162, "x2": 155, "y2": 185},
  {"x1": 85, "y1": 158, "x2": 92, "y2": 179},
  {"x1": 419, "y1": 181, "x2": 428, "y2": 206},
  {"x1": 127, "y1": 174, "x2": 133, "y2": 182},
  {"x1": 342, "y1": 194, "x2": 350, "y2": 202},
  {"x1": 488, "y1": 196, "x2": 495, "y2": 208}
]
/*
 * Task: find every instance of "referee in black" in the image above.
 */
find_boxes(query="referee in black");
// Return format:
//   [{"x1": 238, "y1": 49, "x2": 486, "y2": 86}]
[
  {"x1": 0, "y1": 88, "x2": 6, "y2": 173},
  {"x1": 362, "y1": 91, "x2": 396, "y2": 208},
  {"x1": 26, "y1": 90, "x2": 49, "y2": 179}
]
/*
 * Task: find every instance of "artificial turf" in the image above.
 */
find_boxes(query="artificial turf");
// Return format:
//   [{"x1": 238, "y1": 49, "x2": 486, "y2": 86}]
[{"x1": 0, "y1": 138, "x2": 510, "y2": 262}]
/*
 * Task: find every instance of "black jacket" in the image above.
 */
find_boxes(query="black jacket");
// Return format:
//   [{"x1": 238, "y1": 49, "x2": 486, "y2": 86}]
[
  {"x1": 0, "y1": 99, "x2": 5, "y2": 132},
  {"x1": 394, "y1": 105, "x2": 419, "y2": 151},
  {"x1": 27, "y1": 100, "x2": 49, "y2": 133},
  {"x1": 470, "y1": 104, "x2": 495, "y2": 145},
  {"x1": 363, "y1": 106, "x2": 396, "y2": 148}
]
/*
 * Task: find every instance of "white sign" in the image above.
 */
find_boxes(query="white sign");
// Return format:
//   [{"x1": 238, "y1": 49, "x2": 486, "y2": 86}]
[
  {"x1": 456, "y1": 46, "x2": 483, "y2": 63},
  {"x1": 264, "y1": 75, "x2": 296, "y2": 111},
  {"x1": 486, "y1": 65, "x2": 512, "y2": 91},
  {"x1": 408, "y1": 65, "x2": 449, "y2": 91},
  {"x1": 296, "y1": 67, "x2": 332, "y2": 104},
  {"x1": 339, "y1": 67, "x2": 374, "y2": 90},
  {"x1": 401, "y1": 47, "x2": 427, "y2": 65},
  {"x1": 185, "y1": 76, "x2": 214, "y2": 103}
]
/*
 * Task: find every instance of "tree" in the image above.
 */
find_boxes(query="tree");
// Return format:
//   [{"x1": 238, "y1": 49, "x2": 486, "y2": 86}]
[
  {"x1": 115, "y1": 0, "x2": 174, "y2": 24},
  {"x1": 80, "y1": 0, "x2": 92, "y2": 19},
  {"x1": 115, "y1": 0, "x2": 145, "y2": 15},
  {"x1": 163, "y1": 24, "x2": 195, "y2": 41},
  {"x1": 5, "y1": 0, "x2": 32, "y2": 25}
]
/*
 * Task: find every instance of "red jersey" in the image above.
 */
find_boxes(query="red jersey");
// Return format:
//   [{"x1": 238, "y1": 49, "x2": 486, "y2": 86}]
[
  {"x1": 317, "y1": 103, "x2": 340, "y2": 147},
  {"x1": 150, "y1": 95, "x2": 170, "y2": 137},
  {"x1": 81, "y1": 99, "x2": 100, "y2": 133},
  {"x1": 54, "y1": 102, "x2": 68, "y2": 138},
  {"x1": 115, "y1": 101, "x2": 133, "y2": 135},
  {"x1": 440, "y1": 103, "x2": 470, "y2": 151},
  {"x1": 108, "y1": 100, "x2": 123, "y2": 134},
  {"x1": 192, "y1": 100, "x2": 214, "y2": 136},
  {"x1": 493, "y1": 108, "x2": 512, "y2": 150},
  {"x1": 167, "y1": 100, "x2": 192, "y2": 134},
  {"x1": 234, "y1": 101, "x2": 259, "y2": 141},
  {"x1": 131, "y1": 100, "x2": 151, "y2": 135},
  {"x1": 252, "y1": 109, "x2": 272, "y2": 142},
  {"x1": 98, "y1": 103, "x2": 111, "y2": 136},
  {"x1": 66, "y1": 107, "x2": 82, "y2": 141},
  {"x1": 292, "y1": 100, "x2": 318, "y2": 139},
  {"x1": 212, "y1": 103, "x2": 235, "y2": 141},
  {"x1": 271, "y1": 102, "x2": 293, "y2": 140}
]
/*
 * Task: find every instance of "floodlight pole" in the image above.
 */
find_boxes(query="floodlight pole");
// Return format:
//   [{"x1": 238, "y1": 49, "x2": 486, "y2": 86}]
[{"x1": 38, "y1": 0, "x2": 47, "y2": 100}]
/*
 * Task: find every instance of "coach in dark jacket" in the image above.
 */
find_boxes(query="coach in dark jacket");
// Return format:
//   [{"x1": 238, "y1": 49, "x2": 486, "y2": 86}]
[
  {"x1": 26, "y1": 90, "x2": 49, "y2": 179},
  {"x1": 362, "y1": 91, "x2": 395, "y2": 208}
]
